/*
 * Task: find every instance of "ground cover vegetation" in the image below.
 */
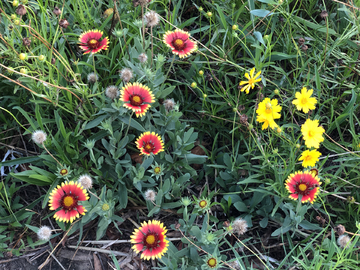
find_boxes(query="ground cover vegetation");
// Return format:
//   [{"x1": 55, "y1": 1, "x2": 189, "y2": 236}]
[{"x1": 0, "y1": 0, "x2": 360, "y2": 269}]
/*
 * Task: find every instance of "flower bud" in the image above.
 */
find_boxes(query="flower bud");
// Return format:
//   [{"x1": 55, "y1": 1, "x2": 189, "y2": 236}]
[
  {"x1": 207, "y1": 12, "x2": 212, "y2": 17},
  {"x1": 14, "y1": 19, "x2": 20, "y2": 25},
  {"x1": 274, "y1": 89, "x2": 279, "y2": 95},
  {"x1": 19, "y1": 53, "x2": 27, "y2": 60},
  {"x1": 38, "y1": 55, "x2": 45, "y2": 62},
  {"x1": 20, "y1": 68, "x2": 27, "y2": 74},
  {"x1": 13, "y1": 0, "x2": 19, "y2": 7},
  {"x1": 11, "y1": 14, "x2": 17, "y2": 20},
  {"x1": 191, "y1": 82, "x2": 197, "y2": 88},
  {"x1": 232, "y1": 25, "x2": 238, "y2": 31},
  {"x1": 199, "y1": 7, "x2": 203, "y2": 12}
]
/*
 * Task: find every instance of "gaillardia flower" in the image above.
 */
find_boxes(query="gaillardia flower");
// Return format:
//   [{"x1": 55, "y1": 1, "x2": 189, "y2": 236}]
[
  {"x1": 292, "y1": 87, "x2": 317, "y2": 113},
  {"x1": 49, "y1": 181, "x2": 89, "y2": 223},
  {"x1": 130, "y1": 220, "x2": 169, "y2": 260},
  {"x1": 163, "y1": 29, "x2": 197, "y2": 58},
  {"x1": 120, "y1": 82, "x2": 154, "y2": 117},
  {"x1": 239, "y1": 68, "x2": 262, "y2": 94},
  {"x1": 301, "y1": 119, "x2": 325, "y2": 148},
  {"x1": 79, "y1": 30, "x2": 109, "y2": 54},
  {"x1": 136, "y1": 132, "x2": 164, "y2": 156},
  {"x1": 299, "y1": 149, "x2": 321, "y2": 167},
  {"x1": 285, "y1": 171, "x2": 321, "y2": 204}
]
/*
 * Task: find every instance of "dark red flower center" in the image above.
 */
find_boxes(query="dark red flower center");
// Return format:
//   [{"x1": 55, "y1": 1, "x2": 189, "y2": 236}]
[
  {"x1": 143, "y1": 142, "x2": 155, "y2": 154},
  {"x1": 172, "y1": 38, "x2": 186, "y2": 51},
  {"x1": 130, "y1": 94, "x2": 143, "y2": 106},
  {"x1": 143, "y1": 233, "x2": 159, "y2": 249},
  {"x1": 60, "y1": 194, "x2": 78, "y2": 211},
  {"x1": 88, "y1": 39, "x2": 99, "y2": 49}
]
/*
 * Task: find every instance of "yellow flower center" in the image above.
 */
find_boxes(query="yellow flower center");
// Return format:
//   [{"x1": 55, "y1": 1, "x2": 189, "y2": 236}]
[
  {"x1": 102, "y1": 203, "x2": 110, "y2": 211},
  {"x1": 63, "y1": 196, "x2": 74, "y2": 207},
  {"x1": 207, "y1": 258, "x2": 217, "y2": 267},
  {"x1": 173, "y1": 38, "x2": 185, "y2": 50},
  {"x1": 88, "y1": 39, "x2": 99, "y2": 49},
  {"x1": 145, "y1": 235, "x2": 155, "y2": 245},
  {"x1": 265, "y1": 103, "x2": 272, "y2": 113},
  {"x1": 301, "y1": 97, "x2": 308, "y2": 105},
  {"x1": 154, "y1": 167, "x2": 161, "y2": 174},
  {"x1": 60, "y1": 169, "x2": 68, "y2": 176},
  {"x1": 130, "y1": 94, "x2": 143, "y2": 106},
  {"x1": 248, "y1": 78, "x2": 255, "y2": 85},
  {"x1": 144, "y1": 143, "x2": 154, "y2": 152},
  {"x1": 199, "y1": 200, "x2": 207, "y2": 208},
  {"x1": 298, "y1": 184, "x2": 307, "y2": 191},
  {"x1": 308, "y1": 130, "x2": 315, "y2": 137},
  {"x1": 304, "y1": 155, "x2": 312, "y2": 161}
]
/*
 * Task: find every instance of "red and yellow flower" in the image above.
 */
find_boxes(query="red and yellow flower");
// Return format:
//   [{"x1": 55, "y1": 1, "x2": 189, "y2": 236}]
[
  {"x1": 136, "y1": 132, "x2": 164, "y2": 156},
  {"x1": 78, "y1": 30, "x2": 109, "y2": 54},
  {"x1": 130, "y1": 220, "x2": 169, "y2": 260},
  {"x1": 163, "y1": 29, "x2": 197, "y2": 58},
  {"x1": 49, "y1": 181, "x2": 89, "y2": 223},
  {"x1": 285, "y1": 171, "x2": 321, "y2": 204},
  {"x1": 120, "y1": 82, "x2": 154, "y2": 117}
]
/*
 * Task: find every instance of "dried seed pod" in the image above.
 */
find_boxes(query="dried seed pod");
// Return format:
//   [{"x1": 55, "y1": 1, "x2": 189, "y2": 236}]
[{"x1": 59, "y1": 18, "x2": 69, "y2": 29}]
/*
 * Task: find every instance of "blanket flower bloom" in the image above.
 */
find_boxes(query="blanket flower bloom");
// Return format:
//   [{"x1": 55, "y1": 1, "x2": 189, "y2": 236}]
[
  {"x1": 120, "y1": 82, "x2": 154, "y2": 117},
  {"x1": 239, "y1": 68, "x2": 262, "y2": 94},
  {"x1": 79, "y1": 30, "x2": 109, "y2": 54},
  {"x1": 136, "y1": 132, "x2": 164, "y2": 156},
  {"x1": 256, "y1": 98, "x2": 282, "y2": 130},
  {"x1": 49, "y1": 181, "x2": 89, "y2": 223},
  {"x1": 163, "y1": 29, "x2": 197, "y2": 58},
  {"x1": 292, "y1": 87, "x2": 317, "y2": 113},
  {"x1": 285, "y1": 171, "x2": 321, "y2": 204},
  {"x1": 130, "y1": 220, "x2": 169, "y2": 260},
  {"x1": 301, "y1": 119, "x2": 325, "y2": 148},
  {"x1": 299, "y1": 149, "x2": 321, "y2": 167}
]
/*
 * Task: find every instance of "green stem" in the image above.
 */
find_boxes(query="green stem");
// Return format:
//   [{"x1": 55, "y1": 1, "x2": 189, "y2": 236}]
[{"x1": 165, "y1": 55, "x2": 176, "y2": 80}]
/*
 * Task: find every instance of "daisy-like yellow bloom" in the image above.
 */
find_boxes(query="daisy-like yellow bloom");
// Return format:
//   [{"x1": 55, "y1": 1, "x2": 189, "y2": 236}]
[
  {"x1": 301, "y1": 119, "x2": 325, "y2": 148},
  {"x1": 292, "y1": 87, "x2": 317, "y2": 113},
  {"x1": 239, "y1": 68, "x2": 261, "y2": 94},
  {"x1": 256, "y1": 115, "x2": 278, "y2": 130},
  {"x1": 298, "y1": 149, "x2": 321, "y2": 167},
  {"x1": 256, "y1": 98, "x2": 282, "y2": 129}
]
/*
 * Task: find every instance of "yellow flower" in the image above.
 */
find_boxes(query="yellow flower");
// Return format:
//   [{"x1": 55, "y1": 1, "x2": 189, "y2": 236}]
[
  {"x1": 256, "y1": 98, "x2": 282, "y2": 129},
  {"x1": 292, "y1": 87, "x2": 317, "y2": 113},
  {"x1": 239, "y1": 68, "x2": 261, "y2": 94},
  {"x1": 299, "y1": 149, "x2": 321, "y2": 167},
  {"x1": 301, "y1": 119, "x2": 325, "y2": 148},
  {"x1": 256, "y1": 115, "x2": 278, "y2": 130}
]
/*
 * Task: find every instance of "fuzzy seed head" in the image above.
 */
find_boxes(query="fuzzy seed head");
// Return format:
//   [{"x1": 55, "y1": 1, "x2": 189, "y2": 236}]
[
  {"x1": 144, "y1": 189, "x2": 156, "y2": 201},
  {"x1": 78, "y1": 174, "x2": 93, "y2": 189},
  {"x1": 32, "y1": 130, "x2": 47, "y2": 144},
  {"x1": 233, "y1": 218, "x2": 248, "y2": 236},
  {"x1": 163, "y1": 98, "x2": 175, "y2": 112},
  {"x1": 120, "y1": 68, "x2": 133, "y2": 82},
  {"x1": 143, "y1": 10, "x2": 160, "y2": 27},
  {"x1": 37, "y1": 226, "x2": 52, "y2": 241},
  {"x1": 87, "y1": 72, "x2": 98, "y2": 83},
  {"x1": 337, "y1": 234, "x2": 351, "y2": 249},
  {"x1": 105, "y1": 85, "x2": 119, "y2": 99},
  {"x1": 138, "y1": 52, "x2": 148, "y2": 63}
]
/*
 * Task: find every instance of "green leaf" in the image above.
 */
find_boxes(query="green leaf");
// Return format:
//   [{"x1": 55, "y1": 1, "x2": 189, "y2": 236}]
[
  {"x1": 234, "y1": 201, "x2": 248, "y2": 212},
  {"x1": 250, "y1": 9, "x2": 272, "y2": 17},
  {"x1": 293, "y1": 15, "x2": 337, "y2": 35},
  {"x1": 0, "y1": 156, "x2": 41, "y2": 167}
]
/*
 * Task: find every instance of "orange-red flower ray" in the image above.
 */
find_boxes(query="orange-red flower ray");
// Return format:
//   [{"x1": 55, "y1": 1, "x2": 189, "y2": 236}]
[
  {"x1": 130, "y1": 220, "x2": 169, "y2": 260},
  {"x1": 136, "y1": 132, "x2": 164, "y2": 156},
  {"x1": 49, "y1": 181, "x2": 89, "y2": 223},
  {"x1": 78, "y1": 30, "x2": 109, "y2": 54},
  {"x1": 163, "y1": 29, "x2": 197, "y2": 58},
  {"x1": 120, "y1": 82, "x2": 154, "y2": 117},
  {"x1": 285, "y1": 171, "x2": 321, "y2": 204}
]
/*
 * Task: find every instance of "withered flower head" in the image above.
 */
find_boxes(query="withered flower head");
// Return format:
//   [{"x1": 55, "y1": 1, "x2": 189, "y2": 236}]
[
  {"x1": 320, "y1": 10, "x2": 328, "y2": 19},
  {"x1": 16, "y1": 4, "x2": 27, "y2": 16},
  {"x1": 59, "y1": 18, "x2": 69, "y2": 29},
  {"x1": 298, "y1": 37, "x2": 305, "y2": 46},
  {"x1": 53, "y1": 6, "x2": 61, "y2": 16},
  {"x1": 301, "y1": 44, "x2": 308, "y2": 52},
  {"x1": 22, "y1": 37, "x2": 31, "y2": 47}
]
